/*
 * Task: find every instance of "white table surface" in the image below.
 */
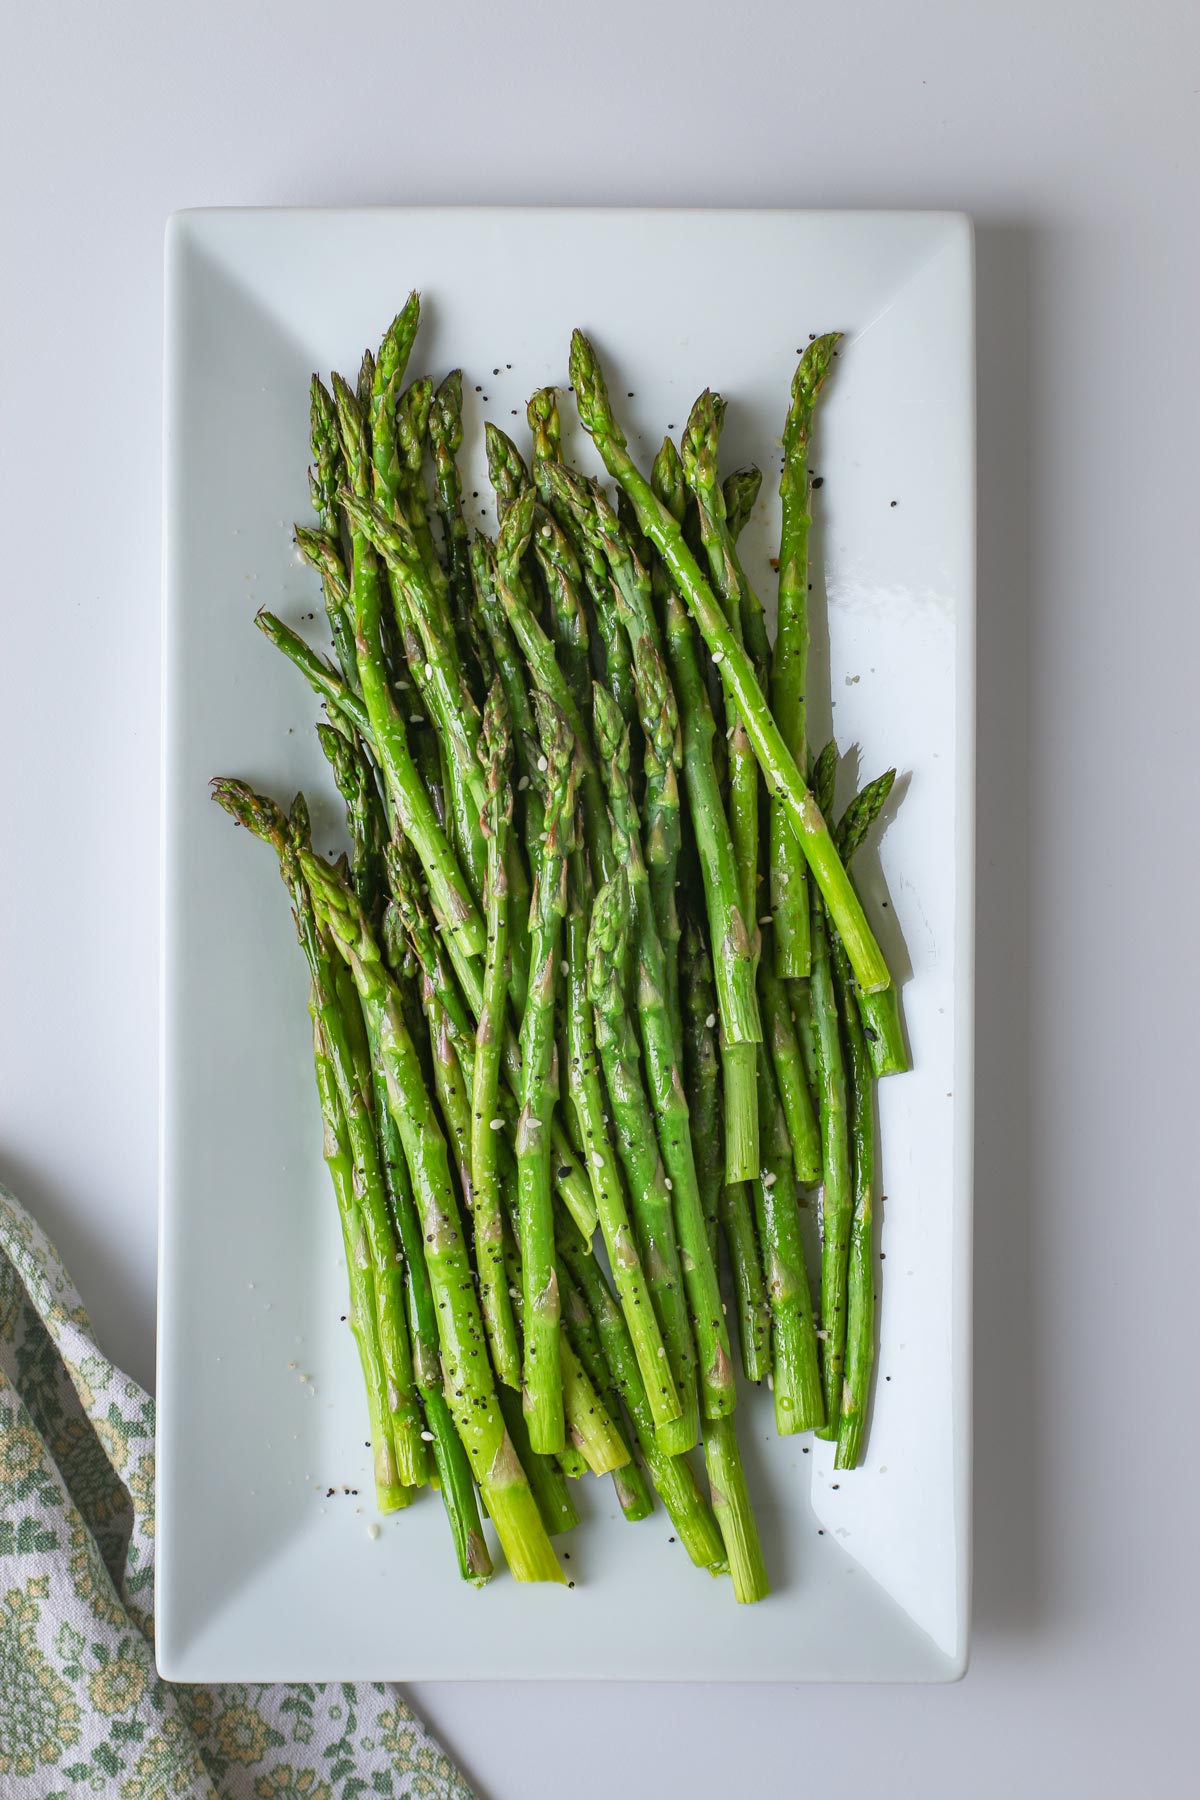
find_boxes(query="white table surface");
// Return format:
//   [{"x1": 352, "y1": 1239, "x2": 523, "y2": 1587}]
[{"x1": 2, "y1": 2, "x2": 1195, "y2": 1793}]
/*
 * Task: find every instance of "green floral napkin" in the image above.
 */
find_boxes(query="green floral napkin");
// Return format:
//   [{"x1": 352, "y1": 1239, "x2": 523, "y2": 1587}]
[{"x1": 0, "y1": 1184, "x2": 476, "y2": 1800}]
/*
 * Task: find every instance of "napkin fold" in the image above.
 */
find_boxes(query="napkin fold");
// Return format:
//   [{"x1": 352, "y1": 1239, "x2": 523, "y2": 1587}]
[{"x1": 0, "y1": 1183, "x2": 476, "y2": 1800}]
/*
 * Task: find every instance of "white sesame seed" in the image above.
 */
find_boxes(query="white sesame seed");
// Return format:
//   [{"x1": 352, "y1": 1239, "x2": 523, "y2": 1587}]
[
  {"x1": 712, "y1": 648, "x2": 724, "y2": 662},
  {"x1": 518, "y1": 775, "x2": 530, "y2": 790},
  {"x1": 420, "y1": 1430, "x2": 435, "y2": 1442},
  {"x1": 763, "y1": 1171, "x2": 777, "y2": 1188},
  {"x1": 537, "y1": 755, "x2": 548, "y2": 772},
  {"x1": 705, "y1": 1013, "x2": 716, "y2": 1028},
  {"x1": 367, "y1": 1522, "x2": 381, "y2": 1540},
  {"x1": 592, "y1": 1151, "x2": 605, "y2": 1168},
  {"x1": 490, "y1": 1118, "x2": 505, "y2": 1130},
  {"x1": 664, "y1": 1177, "x2": 673, "y2": 1190},
  {"x1": 424, "y1": 662, "x2": 433, "y2": 679}
]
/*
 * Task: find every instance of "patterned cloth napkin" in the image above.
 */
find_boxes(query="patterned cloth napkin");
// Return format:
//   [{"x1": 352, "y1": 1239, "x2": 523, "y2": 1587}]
[{"x1": 0, "y1": 1184, "x2": 476, "y2": 1800}]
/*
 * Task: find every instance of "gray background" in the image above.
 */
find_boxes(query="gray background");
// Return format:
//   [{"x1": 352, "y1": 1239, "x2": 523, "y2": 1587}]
[{"x1": 2, "y1": 2, "x2": 1194, "y2": 1793}]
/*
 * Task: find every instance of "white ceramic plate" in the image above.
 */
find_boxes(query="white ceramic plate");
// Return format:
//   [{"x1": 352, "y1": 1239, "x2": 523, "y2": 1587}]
[{"x1": 158, "y1": 207, "x2": 974, "y2": 1683}]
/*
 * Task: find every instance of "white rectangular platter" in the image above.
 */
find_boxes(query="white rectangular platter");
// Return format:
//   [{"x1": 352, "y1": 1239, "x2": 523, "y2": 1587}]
[{"x1": 158, "y1": 207, "x2": 974, "y2": 1682}]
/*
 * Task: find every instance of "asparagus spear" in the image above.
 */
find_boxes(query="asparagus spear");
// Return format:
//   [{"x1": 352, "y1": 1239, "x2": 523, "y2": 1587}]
[
  {"x1": 427, "y1": 369, "x2": 482, "y2": 679},
  {"x1": 356, "y1": 347, "x2": 377, "y2": 428},
  {"x1": 568, "y1": 330, "x2": 892, "y2": 996},
  {"x1": 556, "y1": 1227, "x2": 727, "y2": 1573},
  {"x1": 702, "y1": 1414, "x2": 769, "y2": 1604},
  {"x1": 831, "y1": 928, "x2": 876, "y2": 1471},
  {"x1": 836, "y1": 774, "x2": 909, "y2": 1077},
  {"x1": 210, "y1": 782, "x2": 425, "y2": 1498},
  {"x1": 564, "y1": 849, "x2": 682, "y2": 1429},
  {"x1": 366, "y1": 295, "x2": 422, "y2": 510},
  {"x1": 651, "y1": 438, "x2": 761, "y2": 1182},
  {"x1": 470, "y1": 686, "x2": 523, "y2": 1390},
  {"x1": 486, "y1": 421, "x2": 532, "y2": 516},
  {"x1": 769, "y1": 335, "x2": 840, "y2": 977},
  {"x1": 309, "y1": 1002, "x2": 409, "y2": 1513},
  {"x1": 681, "y1": 395, "x2": 765, "y2": 1193},
  {"x1": 806, "y1": 744, "x2": 854, "y2": 1439},
  {"x1": 680, "y1": 910, "x2": 770, "y2": 1386},
  {"x1": 515, "y1": 698, "x2": 577, "y2": 1453},
  {"x1": 753, "y1": 1041, "x2": 824, "y2": 1435},
  {"x1": 829, "y1": 766, "x2": 897, "y2": 1464},
  {"x1": 300, "y1": 848, "x2": 564, "y2": 1582},
  {"x1": 699, "y1": 435, "x2": 827, "y2": 1187},
  {"x1": 592, "y1": 691, "x2": 735, "y2": 1423},
  {"x1": 588, "y1": 871, "x2": 699, "y2": 1458}
]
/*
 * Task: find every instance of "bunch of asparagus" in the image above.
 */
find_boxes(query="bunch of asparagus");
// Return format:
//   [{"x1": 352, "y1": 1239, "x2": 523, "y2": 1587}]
[{"x1": 213, "y1": 297, "x2": 908, "y2": 1600}]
